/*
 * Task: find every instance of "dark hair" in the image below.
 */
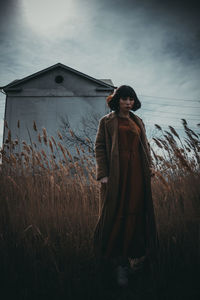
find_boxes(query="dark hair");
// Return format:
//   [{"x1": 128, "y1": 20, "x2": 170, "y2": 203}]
[{"x1": 106, "y1": 85, "x2": 141, "y2": 112}]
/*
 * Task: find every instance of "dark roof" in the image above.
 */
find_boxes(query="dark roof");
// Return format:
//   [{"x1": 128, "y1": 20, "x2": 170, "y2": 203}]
[
  {"x1": 99, "y1": 79, "x2": 114, "y2": 85},
  {"x1": 0, "y1": 63, "x2": 116, "y2": 91}
]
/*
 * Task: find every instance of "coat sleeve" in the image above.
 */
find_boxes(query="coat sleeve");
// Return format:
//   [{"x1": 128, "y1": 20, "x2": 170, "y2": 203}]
[
  {"x1": 94, "y1": 117, "x2": 109, "y2": 181},
  {"x1": 140, "y1": 119, "x2": 154, "y2": 168}
]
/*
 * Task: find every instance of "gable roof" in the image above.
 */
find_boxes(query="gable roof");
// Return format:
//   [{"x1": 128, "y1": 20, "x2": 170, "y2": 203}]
[
  {"x1": 0, "y1": 63, "x2": 116, "y2": 92},
  {"x1": 99, "y1": 79, "x2": 113, "y2": 85}
]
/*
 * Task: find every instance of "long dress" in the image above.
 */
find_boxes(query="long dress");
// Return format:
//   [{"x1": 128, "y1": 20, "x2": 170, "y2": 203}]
[{"x1": 104, "y1": 115, "x2": 146, "y2": 259}]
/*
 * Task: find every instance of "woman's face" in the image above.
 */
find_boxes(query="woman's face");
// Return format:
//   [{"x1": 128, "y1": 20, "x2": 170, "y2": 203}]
[{"x1": 119, "y1": 96, "x2": 135, "y2": 112}]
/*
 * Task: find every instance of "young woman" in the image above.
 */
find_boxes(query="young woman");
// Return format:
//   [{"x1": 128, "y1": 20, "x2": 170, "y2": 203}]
[{"x1": 93, "y1": 85, "x2": 159, "y2": 286}]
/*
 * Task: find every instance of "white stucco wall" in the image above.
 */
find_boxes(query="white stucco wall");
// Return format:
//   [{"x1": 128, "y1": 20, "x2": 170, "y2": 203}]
[{"x1": 3, "y1": 67, "x2": 113, "y2": 160}]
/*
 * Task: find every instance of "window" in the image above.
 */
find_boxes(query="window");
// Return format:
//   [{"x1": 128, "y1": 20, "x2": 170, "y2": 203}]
[{"x1": 55, "y1": 75, "x2": 64, "y2": 83}]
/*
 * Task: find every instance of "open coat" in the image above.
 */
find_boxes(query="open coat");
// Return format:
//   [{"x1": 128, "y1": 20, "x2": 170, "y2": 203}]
[{"x1": 93, "y1": 111, "x2": 159, "y2": 259}]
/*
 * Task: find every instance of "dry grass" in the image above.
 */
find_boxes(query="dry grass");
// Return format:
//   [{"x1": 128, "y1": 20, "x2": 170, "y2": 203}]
[{"x1": 0, "y1": 119, "x2": 199, "y2": 300}]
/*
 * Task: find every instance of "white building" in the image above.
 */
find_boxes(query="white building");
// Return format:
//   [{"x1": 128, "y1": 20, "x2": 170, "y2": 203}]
[{"x1": 1, "y1": 63, "x2": 115, "y2": 161}]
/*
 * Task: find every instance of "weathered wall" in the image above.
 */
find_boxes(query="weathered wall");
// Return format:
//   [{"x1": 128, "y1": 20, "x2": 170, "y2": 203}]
[{"x1": 3, "y1": 67, "x2": 113, "y2": 159}]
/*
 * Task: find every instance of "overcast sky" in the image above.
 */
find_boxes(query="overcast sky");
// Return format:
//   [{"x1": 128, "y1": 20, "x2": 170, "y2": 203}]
[{"x1": 0, "y1": 0, "x2": 200, "y2": 146}]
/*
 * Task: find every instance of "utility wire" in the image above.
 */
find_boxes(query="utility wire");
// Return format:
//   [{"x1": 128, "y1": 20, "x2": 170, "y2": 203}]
[
  {"x1": 139, "y1": 94, "x2": 200, "y2": 102},
  {"x1": 140, "y1": 114, "x2": 199, "y2": 121},
  {"x1": 143, "y1": 123, "x2": 199, "y2": 131},
  {"x1": 138, "y1": 111, "x2": 199, "y2": 121},
  {"x1": 141, "y1": 107, "x2": 200, "y2": 117},
  {"x1": 141, "y1": 102, "x2": 200, "y2": 109},
  {"x1": 1, "y1": 89, "x2": 200, "y2": 102}
]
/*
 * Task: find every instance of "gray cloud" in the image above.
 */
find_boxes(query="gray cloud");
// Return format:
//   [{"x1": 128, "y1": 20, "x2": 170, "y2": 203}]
[
  {"x1": 89, "y1": 0, "x2": 200, "y2": 62},
  {"x1": 0, "y1": 0, "x2": 200, "y2": 147}
]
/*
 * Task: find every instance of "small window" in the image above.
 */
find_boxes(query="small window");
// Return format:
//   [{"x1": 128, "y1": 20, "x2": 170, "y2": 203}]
[{"x1": 55, "y1": 75, "x2": 64, "y2": 83}]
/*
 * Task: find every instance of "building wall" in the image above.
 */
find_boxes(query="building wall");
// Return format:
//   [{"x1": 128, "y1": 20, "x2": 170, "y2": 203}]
[{"x1": 3, "y1": 67, "x2": 113, "y2": 159}]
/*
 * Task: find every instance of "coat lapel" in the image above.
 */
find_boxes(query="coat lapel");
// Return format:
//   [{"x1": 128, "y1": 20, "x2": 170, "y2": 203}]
[
  {"x1": 104, "y1": 111, "x2": 151, "y2": 167},
  {"x1": 104, "y1": 111, "x2": 117, "y2": 136},
  {"x1": 105, "y1": 110, "x2": 145, "y2": 137}
]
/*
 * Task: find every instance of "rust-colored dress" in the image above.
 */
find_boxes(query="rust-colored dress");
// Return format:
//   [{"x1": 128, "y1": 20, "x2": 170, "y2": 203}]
[{"x1": 104, "y1": 116, "x2": 146, "y2": 259}]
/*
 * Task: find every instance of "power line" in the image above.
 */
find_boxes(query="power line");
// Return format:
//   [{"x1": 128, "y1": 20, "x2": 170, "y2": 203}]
[
  {"x1": 138, "y1": 112, "x2": 199, "y2": 121},
  {"x1": 0, "y1": 91, "x2": 200, "y2": 108},
  {"x1": 144, "y1": 121, "x2": 199, "y2": 127},
  {"x1": 139, "y1": 94, "x2": 200, "y2": 103},
  {"x1": 138, "y1": 109, "x2": 200, "y2": 121},
  {"x1": 143, "y1": 123, "x2": 199, "y2": 131},
  {"x1": 141, "y1": 102, "x2": 200, "y2": 109},
  {"x1": 1, "y1": 88, "x2": 200, "y2": 102},
  {"x1": 141, "y1": 107, "x2": 200, "y2": 117}
]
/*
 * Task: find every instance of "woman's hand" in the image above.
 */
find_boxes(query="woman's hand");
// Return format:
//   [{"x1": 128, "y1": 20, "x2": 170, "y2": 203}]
[
  {"x1": 150, "y1": 167, "x2": 156, "y2": 177},
  {"x1": 100, "y1": 176, "x2": 108, "y2": 183}
]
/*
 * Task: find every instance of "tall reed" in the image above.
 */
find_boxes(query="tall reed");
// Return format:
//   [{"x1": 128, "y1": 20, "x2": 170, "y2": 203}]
[{"x1": 0, "y1": 120, "x2": 199, "y2": 299}]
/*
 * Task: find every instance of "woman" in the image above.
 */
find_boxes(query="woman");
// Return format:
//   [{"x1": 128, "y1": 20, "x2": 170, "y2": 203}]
[{"x1": 93, "y1": 85, "x2": 159, "y2": 286}]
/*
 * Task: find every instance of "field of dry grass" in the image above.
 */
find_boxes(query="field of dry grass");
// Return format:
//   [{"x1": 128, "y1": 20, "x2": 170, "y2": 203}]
[{"x1": 0, "y1": 119, "x2": 199, "y2": 300}]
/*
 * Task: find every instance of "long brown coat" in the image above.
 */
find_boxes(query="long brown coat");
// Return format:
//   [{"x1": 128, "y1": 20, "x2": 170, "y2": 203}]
[{"x1": 93, "y1": 111, "x2": 159, "y2": 259}]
